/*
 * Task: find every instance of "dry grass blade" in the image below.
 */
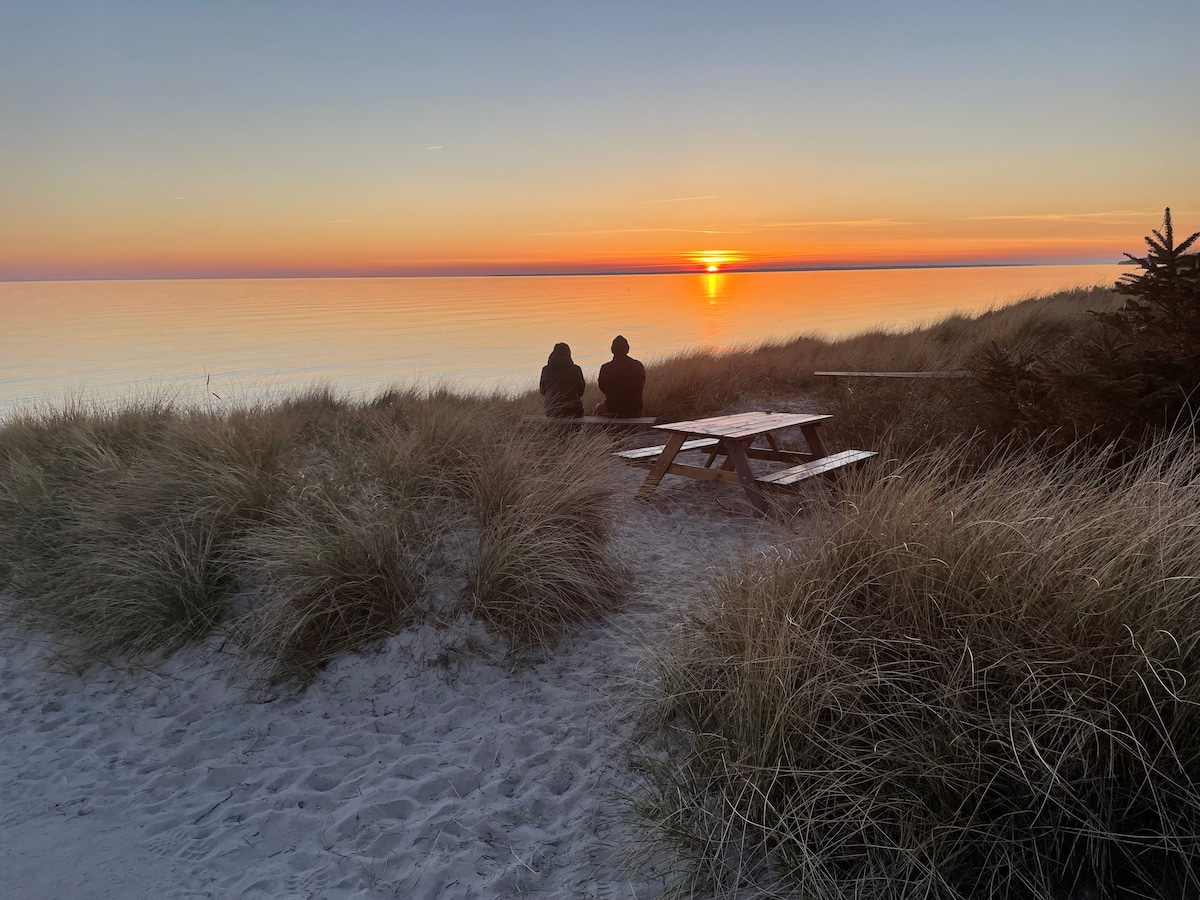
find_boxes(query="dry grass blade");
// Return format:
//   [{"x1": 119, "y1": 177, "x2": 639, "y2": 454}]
[
  {"x1": 235, "y1": 489, "x2": 435, "y2": 683},
  {"x1": 473, "y1": 512, "x2": 629, "y2": 649},
  {"x1": 0, "y1": 384, "x2": 630, "y2": 680},
  {"x1": 637, "y1": 434, "x2": 1200, "y2": 899},
  {"x1": 469, "y1": 430, "x2": 629, "y2": 648}
]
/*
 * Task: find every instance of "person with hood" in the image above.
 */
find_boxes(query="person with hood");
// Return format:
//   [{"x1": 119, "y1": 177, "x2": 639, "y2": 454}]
[
  {"x1": 595, "y1": 334, "x2": 645, "y2": 417},
  {"x1": 539, "y1": 342, "x2": 586, "y2": 418}
]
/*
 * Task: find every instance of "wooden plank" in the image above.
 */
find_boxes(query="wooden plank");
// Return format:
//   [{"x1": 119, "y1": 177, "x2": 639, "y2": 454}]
[
  {"x1": 723, "y1": 440, "x2": 770, "y2": 513},
  {"x1": 667, "y1": 415, "x2": 777, "y2": 432},
  {"x1": 814, "y1": 371, "x2": 971, "y2": 378},
  {"x1": 614, "y1": 437, "x2": 721, "y2": 461},
  {"x1": 800, "y1": 422, "x2": 827, "y2": 458},
  {"x1": 758, "y1": 450, "x2": 878, "y2": 488},
  {"x1": 715, "y1": 415, "x2": 831, "y2": 440},
  {"x1": 658, "y1": 411, "x2": 810, "y2": 432},
  {"x1": 654, "y1": 411, "x2": 792, "y2": 433},
  {"x1": 656, "y1": 412, "x2": 831, "y2": 439},
  {"x1": 637, "y1": 432, "x2": 687, "y2": 497}
]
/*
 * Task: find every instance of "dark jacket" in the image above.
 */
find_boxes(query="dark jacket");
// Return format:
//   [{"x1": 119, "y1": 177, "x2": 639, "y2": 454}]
[
  {"x1": 539, "y1": 344, "x2": 585, "y2": 418},
  {"x1": 598, "y1": 353, "x2": 645, "y2": 417}
]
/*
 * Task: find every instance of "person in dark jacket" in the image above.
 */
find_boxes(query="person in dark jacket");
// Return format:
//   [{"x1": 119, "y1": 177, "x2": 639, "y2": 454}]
[
  {"x1": 595, "y1": 334, "x2": 645, "y2": 417},
  {"x1": 539, "y1": 342, "x2": 586, "y2": 418}
]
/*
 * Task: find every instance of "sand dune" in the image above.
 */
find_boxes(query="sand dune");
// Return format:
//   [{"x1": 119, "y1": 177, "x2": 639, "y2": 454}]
[{"x1": 0, "y1": 462, "x2": 797, "y2": 899}]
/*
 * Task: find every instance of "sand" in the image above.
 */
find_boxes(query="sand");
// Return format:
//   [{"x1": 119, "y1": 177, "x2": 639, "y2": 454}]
[{"x1": 0, "y1": 459, "x2": 811, "y2": 899}]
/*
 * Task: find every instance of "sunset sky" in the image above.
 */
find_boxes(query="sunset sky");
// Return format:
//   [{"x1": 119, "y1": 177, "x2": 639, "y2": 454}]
[{"x1": 3, "y1": 0, "x2": 1197, "y2": 281}]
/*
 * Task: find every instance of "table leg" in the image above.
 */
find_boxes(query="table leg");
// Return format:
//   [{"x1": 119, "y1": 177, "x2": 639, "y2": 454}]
[
  {"x1": 800, "y1": 423, "x2": 827, "y2": 459},
  {"x1": 637, "y1": 432, "x2": 688, "y2": 497},
  {"x1": 723, "y1": 439, "x2": 770, "y2": 514}
]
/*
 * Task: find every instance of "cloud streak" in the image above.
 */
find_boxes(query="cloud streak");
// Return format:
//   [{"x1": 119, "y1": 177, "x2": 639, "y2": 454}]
[
  {"x1": 531, "y1": 227, "x2": 745, "y2": 236},
  {"x1": 740, "y1": 218, "x2": 912, "y2": 230},
  {"x1": 639, "y1": 195, "x2": 718, "y2": 204},
  {"x1": 963, "y1": 210, "x2": 1154, "y2": 223}
]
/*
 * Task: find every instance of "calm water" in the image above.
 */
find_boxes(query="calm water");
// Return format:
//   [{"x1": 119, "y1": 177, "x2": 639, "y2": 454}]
[{"x1": 0, "y1": 264, "x2": 1121, "y2": 416}]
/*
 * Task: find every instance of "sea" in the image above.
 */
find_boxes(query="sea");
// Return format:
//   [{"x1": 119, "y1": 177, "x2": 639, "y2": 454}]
[{"x1": 0, "y1": 264, "x2": 1123, "y2": 417}]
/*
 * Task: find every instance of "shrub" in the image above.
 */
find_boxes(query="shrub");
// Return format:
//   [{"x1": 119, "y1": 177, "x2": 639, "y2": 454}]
[
  {"x1": 980, "y1": 209, "x2": 1200, "y2": 449},
  {"x1": 637, "y1": 437, "x2": 1200, "y2": 899},
  {"x1": 1091, "y1": 208, "x2": 1200, "y2": 433}
]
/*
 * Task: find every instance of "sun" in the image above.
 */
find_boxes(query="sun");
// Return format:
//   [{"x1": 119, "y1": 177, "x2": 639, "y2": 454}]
[{"x1": 689, "y1": 250, "x2": 745, "y2": 273}]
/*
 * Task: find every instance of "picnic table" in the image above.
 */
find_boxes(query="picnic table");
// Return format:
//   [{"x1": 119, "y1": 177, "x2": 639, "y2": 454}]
[{"x1": 614, "y1": 411, "x2": 875, "y2": 514}]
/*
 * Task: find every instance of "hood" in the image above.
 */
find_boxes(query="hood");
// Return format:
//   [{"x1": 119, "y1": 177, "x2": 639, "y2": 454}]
[{"x1": 547, "y1": 342, "x2": 574, "y2": 366}]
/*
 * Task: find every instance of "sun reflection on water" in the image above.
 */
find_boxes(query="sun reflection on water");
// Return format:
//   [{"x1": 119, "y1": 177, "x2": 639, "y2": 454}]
[
  {"x1": 693, "y1": 271, "x2": 735, "y2": 348},
  {"x1": 0, "y1": 264, "x2": 1124, "y2": 414},
  {"x1": 703, "y1": 272, "x2": 724, "y2": 303}
]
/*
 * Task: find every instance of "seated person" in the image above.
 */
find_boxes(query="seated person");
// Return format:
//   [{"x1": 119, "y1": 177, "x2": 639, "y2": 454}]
[
  {"x1": 594, "y1": 334, "x2": 645, "y2": 417},
  {"x1": 539, "y1": 342, "x2": 585, "y2": 417}
]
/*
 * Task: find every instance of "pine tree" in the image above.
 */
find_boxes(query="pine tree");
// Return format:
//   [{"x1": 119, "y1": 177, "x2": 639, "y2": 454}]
[
  {"x1": 1087, "y1": 208, "x2": 1200, "y2": 434},
  {"x1": 978, "y1": 208, "x2": 1200, "y2": 449}
]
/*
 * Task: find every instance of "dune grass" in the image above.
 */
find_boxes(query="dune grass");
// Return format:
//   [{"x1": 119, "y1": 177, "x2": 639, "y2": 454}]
[
  {"x1": 639, "y1": 286, "x2": 1119, "y2": 454},
  {"x1": 0, "y1": 386, "x2": 627, "y2": 679},
  {"x1": 8, "y1": 280, "x2": 1198, "y2": 895},
  {"x1": 635, "y1": 435, "x2": 1200, "y2": 899},
  {"x1": 0, "y1": 284, "x2": 1123, "y2": 676},
  {"x1": 7, "y1": 282, "x2": 1196, "y2": 893},
  {"x1": 469, "y1": 432, "x2": 628, "y2": 646}
]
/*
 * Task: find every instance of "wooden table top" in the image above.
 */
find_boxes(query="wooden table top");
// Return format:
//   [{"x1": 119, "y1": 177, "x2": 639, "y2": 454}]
[{"x1": 654, "y1": 411, "x2": 831, "y2": 440}]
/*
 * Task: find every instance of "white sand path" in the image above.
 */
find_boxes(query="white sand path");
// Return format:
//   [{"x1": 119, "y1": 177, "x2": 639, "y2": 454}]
[{"x1": 0, "y1": 462, "x2": 804, "y2": 899}]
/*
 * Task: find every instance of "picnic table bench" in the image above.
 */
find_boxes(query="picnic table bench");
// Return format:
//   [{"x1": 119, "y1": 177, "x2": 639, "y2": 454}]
[
  {"x1": 756, "y1": 449, "x2": 879, "y2": 487},
  {"x1": 615, "y1": 411, "x2": 875, "y2": 513}
]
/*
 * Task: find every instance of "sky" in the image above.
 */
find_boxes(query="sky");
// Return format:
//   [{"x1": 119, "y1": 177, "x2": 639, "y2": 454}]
[{"x1": 2, "y1": 0, "x2": 1198, "y2": 280}]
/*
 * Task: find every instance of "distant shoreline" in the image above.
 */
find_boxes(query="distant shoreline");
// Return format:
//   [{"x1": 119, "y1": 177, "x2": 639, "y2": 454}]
[
  {"x1": 0, "y1": 260, "x2": 1123, "y2": 285},
  {"x1": 491, "y1": 260, "x2": 1123, "y2": 278}
]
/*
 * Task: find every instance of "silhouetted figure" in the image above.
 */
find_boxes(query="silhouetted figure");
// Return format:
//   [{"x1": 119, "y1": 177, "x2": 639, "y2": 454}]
[
  {"x1": 539, "y1": 342, "x2": 586, "y2": 418},
  {"x1": 595, "y1": 334, "x2": 645, "y2": 417}
]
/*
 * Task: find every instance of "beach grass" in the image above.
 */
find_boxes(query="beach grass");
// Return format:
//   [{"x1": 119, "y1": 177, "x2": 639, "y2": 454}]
[
  {"x1": 470, "y1": 433, "x2": 629, "y2": 647},
  {"x1": 0, "y1": 386, "x2": 625, "y2": 678},
  {"x1": 0, "y1": 284, "x2": 1122, "y2": 675},
  {"x1": 635, "y1": 434, "x2": 1200, "y2": 899},
  {"x1": 642, "y1": 285, "x2": 1119, "y2": 453},
  {"x1": 7, "y1": 282, "x2": 1200, "y2": 894}
]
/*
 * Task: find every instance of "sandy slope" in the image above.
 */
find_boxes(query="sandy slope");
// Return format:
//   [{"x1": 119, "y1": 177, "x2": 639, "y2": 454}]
[{"x1": 0, "y1": 461, "x2": 807, "y2": 900}]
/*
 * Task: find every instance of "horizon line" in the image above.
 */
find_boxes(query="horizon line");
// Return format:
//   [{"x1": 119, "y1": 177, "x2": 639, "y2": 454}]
[{"x1": 0, "y1": 258, "x2": 1126, "y2": 284}]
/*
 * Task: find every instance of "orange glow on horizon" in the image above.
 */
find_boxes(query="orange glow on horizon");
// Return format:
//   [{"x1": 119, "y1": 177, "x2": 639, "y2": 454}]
[
  {"x1": 689, "y1": 250, "x2": 746, "y2": 274},
  {"x1": 4, "y1": 240, "x2": 1132, "y2": 281},
  {"x1": 1, "y1": 7, "x2": 1190, "y2": 286},
  {"x1": 2, "y1": 215, "x2": 1151, "y2": 280}
]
